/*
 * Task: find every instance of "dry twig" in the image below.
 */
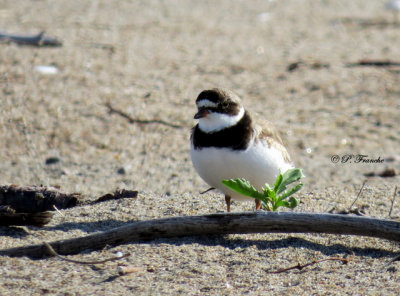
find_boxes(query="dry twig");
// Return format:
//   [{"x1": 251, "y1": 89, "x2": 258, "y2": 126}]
[
  {"x1": 43, "y1": 241, "x2": 130, "y2": 265},
  {"x1": 91, "y1": 189, "x2": 138, "y2": 204},
  {"x1": 267, "y1": 253, "x2": 354, "y2": 274},
  {"x1": 346, "y1": 59, "x2": 400, "y2": 67},
  {"x1": 349, "y1": 180, "x2": 367, "y2": 210},
  {"x1": 0, "y1": 31, "x2": 62, "y2": 47},
  {"x1": 389, "y1": 186, "x2": 398, "y2": 218},
  {"x1": 104, "y1": 102, "x2": 183, "y2": 129}
]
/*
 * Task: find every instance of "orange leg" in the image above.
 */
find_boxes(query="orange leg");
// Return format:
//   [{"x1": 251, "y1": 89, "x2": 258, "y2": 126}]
[
  {"x1": 255, "y1": 199, "x2": 262, "y2": 210},
  {"x1": 225, "y1": 195, "x2": 231, "y2": 212}
]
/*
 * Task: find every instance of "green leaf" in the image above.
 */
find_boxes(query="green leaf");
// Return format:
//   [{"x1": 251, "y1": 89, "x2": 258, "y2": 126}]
[
  {"x1": 262, "y1": 184, "x2": 273, "y2": 198},
  {"x1": 273, "y1": 196, "x2": 299, "y2": 210},
  {"x1": 287, "y1": 197, "x2": 300, "y2": 208},
  {"x1": 264, "y1": 203, "x2": 272, "y2": 211},
  {"x1": 222, "y1": 179, "x2": 264, "y2": 200},
  {"x1": 222, "y1": 167, "x2": 304, "y2": 212},
  {"x1": 273, "y1": 173, "x2": 283, "y2": 192},
  {"x1": 275, "y1": 168, "x2": 305, "y2": 195},
  {"x1": 272, "y1": 200, "x2": 287, "y2": 211},
  {"x1": 277, "y1": 183, "x2": 304, "y2": 202}
]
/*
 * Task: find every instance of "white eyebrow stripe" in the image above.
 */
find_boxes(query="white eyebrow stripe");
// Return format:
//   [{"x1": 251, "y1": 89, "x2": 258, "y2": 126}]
[
  {"x1": 196, "y1": 100, "x2": 218, "y2": 108},
  {"x1": 198, "y1": 106, "x2": 245, "y2": 133}
]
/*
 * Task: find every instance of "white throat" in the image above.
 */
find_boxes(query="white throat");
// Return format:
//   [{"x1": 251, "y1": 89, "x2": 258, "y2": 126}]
[{"x1": 198, "y1": 107, "x2": 245, "y2": 133}]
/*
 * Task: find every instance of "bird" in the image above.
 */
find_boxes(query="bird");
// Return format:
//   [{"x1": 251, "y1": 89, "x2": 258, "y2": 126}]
[{"x1": 190, "y1": 88, "x2": 293, "y2": 212}]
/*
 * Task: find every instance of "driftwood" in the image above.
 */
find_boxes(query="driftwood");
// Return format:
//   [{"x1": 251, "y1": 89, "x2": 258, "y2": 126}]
[
  {"x1": 0, "y1": 31, "x2": 62, "y2": 47},
  {"x1": 0, "y1": 206, "x2": 52, "y2": 227},
  {"x1": 0, "y1": 185, "x2": 138, "y2": 226},
  {"x1": 0, "y1": 212, "x2": 399, "y2": 258},
  {"x1": 0, "y1": 185, "x2": 80, "y2": 213}
]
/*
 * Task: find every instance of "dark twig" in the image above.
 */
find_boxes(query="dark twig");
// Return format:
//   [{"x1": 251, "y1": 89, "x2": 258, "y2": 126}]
[
  {"x1": 349, "y1": 180, "x2": 367, "y2": 210},
  {"x1": 287, "y1": 60, "x2": 330, "y2": 72},
  {"x1": 338, "y1": 17, "x2": 400, "y2": 29},
  {"x1": 389, "y1": 186, "x2": 398, "y2": 218},
  {"x1": 0, "y1": 31, "x2": 62, "y2": 47},
  {"x1": 390, "y1": 255, "x2": 400, "y2": 263},
  {"x1": 91, "y1": 189, "x2": 138, "y2": 204},
  {"x1": 104, "y1": 102, "x2": 183, "y2": 129},
  {"x1": 43, "y1": 241, "x2": 130, "y2": 265},
  {"x1": 267, "y1": 253, "x2": 354, "y2": 274},
  {"x1": 346, "y1": 60, "x2": 400, "y2": 68}
]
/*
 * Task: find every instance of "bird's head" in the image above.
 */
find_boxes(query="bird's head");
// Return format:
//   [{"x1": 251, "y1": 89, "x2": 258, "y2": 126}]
[{"x1": 194, "y1": 88, "x2": 245, "y2": 133}]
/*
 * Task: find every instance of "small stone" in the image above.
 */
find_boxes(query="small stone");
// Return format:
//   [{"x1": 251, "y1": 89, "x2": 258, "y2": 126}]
[
  {"x1": 117, "y1": 167, "x2": 126, "y2": 175},
  {"x1": 379, "y1": 167, "x2": 398, "y2": 177},
  {"x1": 45, "y1": 157, "x2": 60, "y2": 165},
  {"x1": 34, "y1": 65, "x2": 59, "y2": 75}
]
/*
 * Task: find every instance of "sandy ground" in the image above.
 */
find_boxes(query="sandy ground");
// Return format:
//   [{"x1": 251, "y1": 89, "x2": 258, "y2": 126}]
[{"x1": 0, "y1": 0, "x2": 400, "y2": 295}]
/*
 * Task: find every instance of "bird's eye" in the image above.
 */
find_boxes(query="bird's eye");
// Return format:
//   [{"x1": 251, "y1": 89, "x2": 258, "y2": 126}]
[{"x1": 221, "y1": 102, "x2": 229, "y2": 108}]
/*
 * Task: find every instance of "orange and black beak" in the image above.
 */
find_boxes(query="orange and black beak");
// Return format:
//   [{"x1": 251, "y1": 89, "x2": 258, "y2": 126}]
[{"x1": 194, "y1": 108, "x2": 210, "y2": 119}]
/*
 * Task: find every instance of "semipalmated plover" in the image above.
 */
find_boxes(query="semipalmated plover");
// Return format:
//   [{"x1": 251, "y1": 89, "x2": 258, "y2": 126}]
[{"x1": 190, "y1": 88, "x2": 293, "y2": 212}]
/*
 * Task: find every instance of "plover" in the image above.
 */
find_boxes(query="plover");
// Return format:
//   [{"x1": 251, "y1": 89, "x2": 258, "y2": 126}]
[{"x1": 190, "y1": 88, "x2": 293, "y2": 212}]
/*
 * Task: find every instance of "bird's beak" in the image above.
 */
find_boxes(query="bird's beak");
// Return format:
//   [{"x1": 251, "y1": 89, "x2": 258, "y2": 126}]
[{"x1": 194, "y1": 108, "x2": 209, "y2": 119}]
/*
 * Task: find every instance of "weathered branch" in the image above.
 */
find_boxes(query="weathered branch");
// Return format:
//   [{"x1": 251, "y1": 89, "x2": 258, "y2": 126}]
[
  {"x1": 0, "y1": 185, "x2": 80, "y2": 213},
  {"x1": 0, "y1": 31, "x2": 62, "y2": 47},
  {"x1": 0, "y1": 185, "x2": 138, "y2": 226},
  {"x1": 0, "y1": 208, "x2": 53, "y2": 227},
  {"x1": 0, "y1": 212, "x2": 399, "y2": 258}
]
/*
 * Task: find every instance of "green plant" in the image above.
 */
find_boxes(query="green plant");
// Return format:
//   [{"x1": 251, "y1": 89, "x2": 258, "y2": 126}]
[{"x1": 222, "y1": 168, "x2": 305, "y2": 211}]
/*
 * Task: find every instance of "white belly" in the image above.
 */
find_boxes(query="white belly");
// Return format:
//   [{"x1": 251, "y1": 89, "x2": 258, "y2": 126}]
[{"x1": 190, "y1": 140, "x2": 293, "y2": 202}]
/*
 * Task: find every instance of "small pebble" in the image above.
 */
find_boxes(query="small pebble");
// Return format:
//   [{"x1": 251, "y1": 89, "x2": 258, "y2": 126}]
[
  {"x1": 45, "y1": 157, "x2": 60, "y2": 165},
  {"x1": 34, "y1": 65, "x2": 59, "y2": 75},
  {"x1": 117, "y1": 266, "x2": 143, "y2": 275},
  {"x1": 117, "y1": 167, "x2": 126, "y2": 175}
]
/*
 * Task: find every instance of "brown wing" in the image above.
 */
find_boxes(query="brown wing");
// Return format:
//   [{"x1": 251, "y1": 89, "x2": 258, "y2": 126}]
[{"x1": 254, "y1": 120, "x2": 292, "y2": 163}]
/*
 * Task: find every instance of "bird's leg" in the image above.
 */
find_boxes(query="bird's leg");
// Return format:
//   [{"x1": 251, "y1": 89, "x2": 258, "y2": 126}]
[
  {"x1": 225, "y1": 195, "x2": 231, "y2": 212},
  {"x1": 255, "y1": 199, "x2": 262, "y2": 210}
]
